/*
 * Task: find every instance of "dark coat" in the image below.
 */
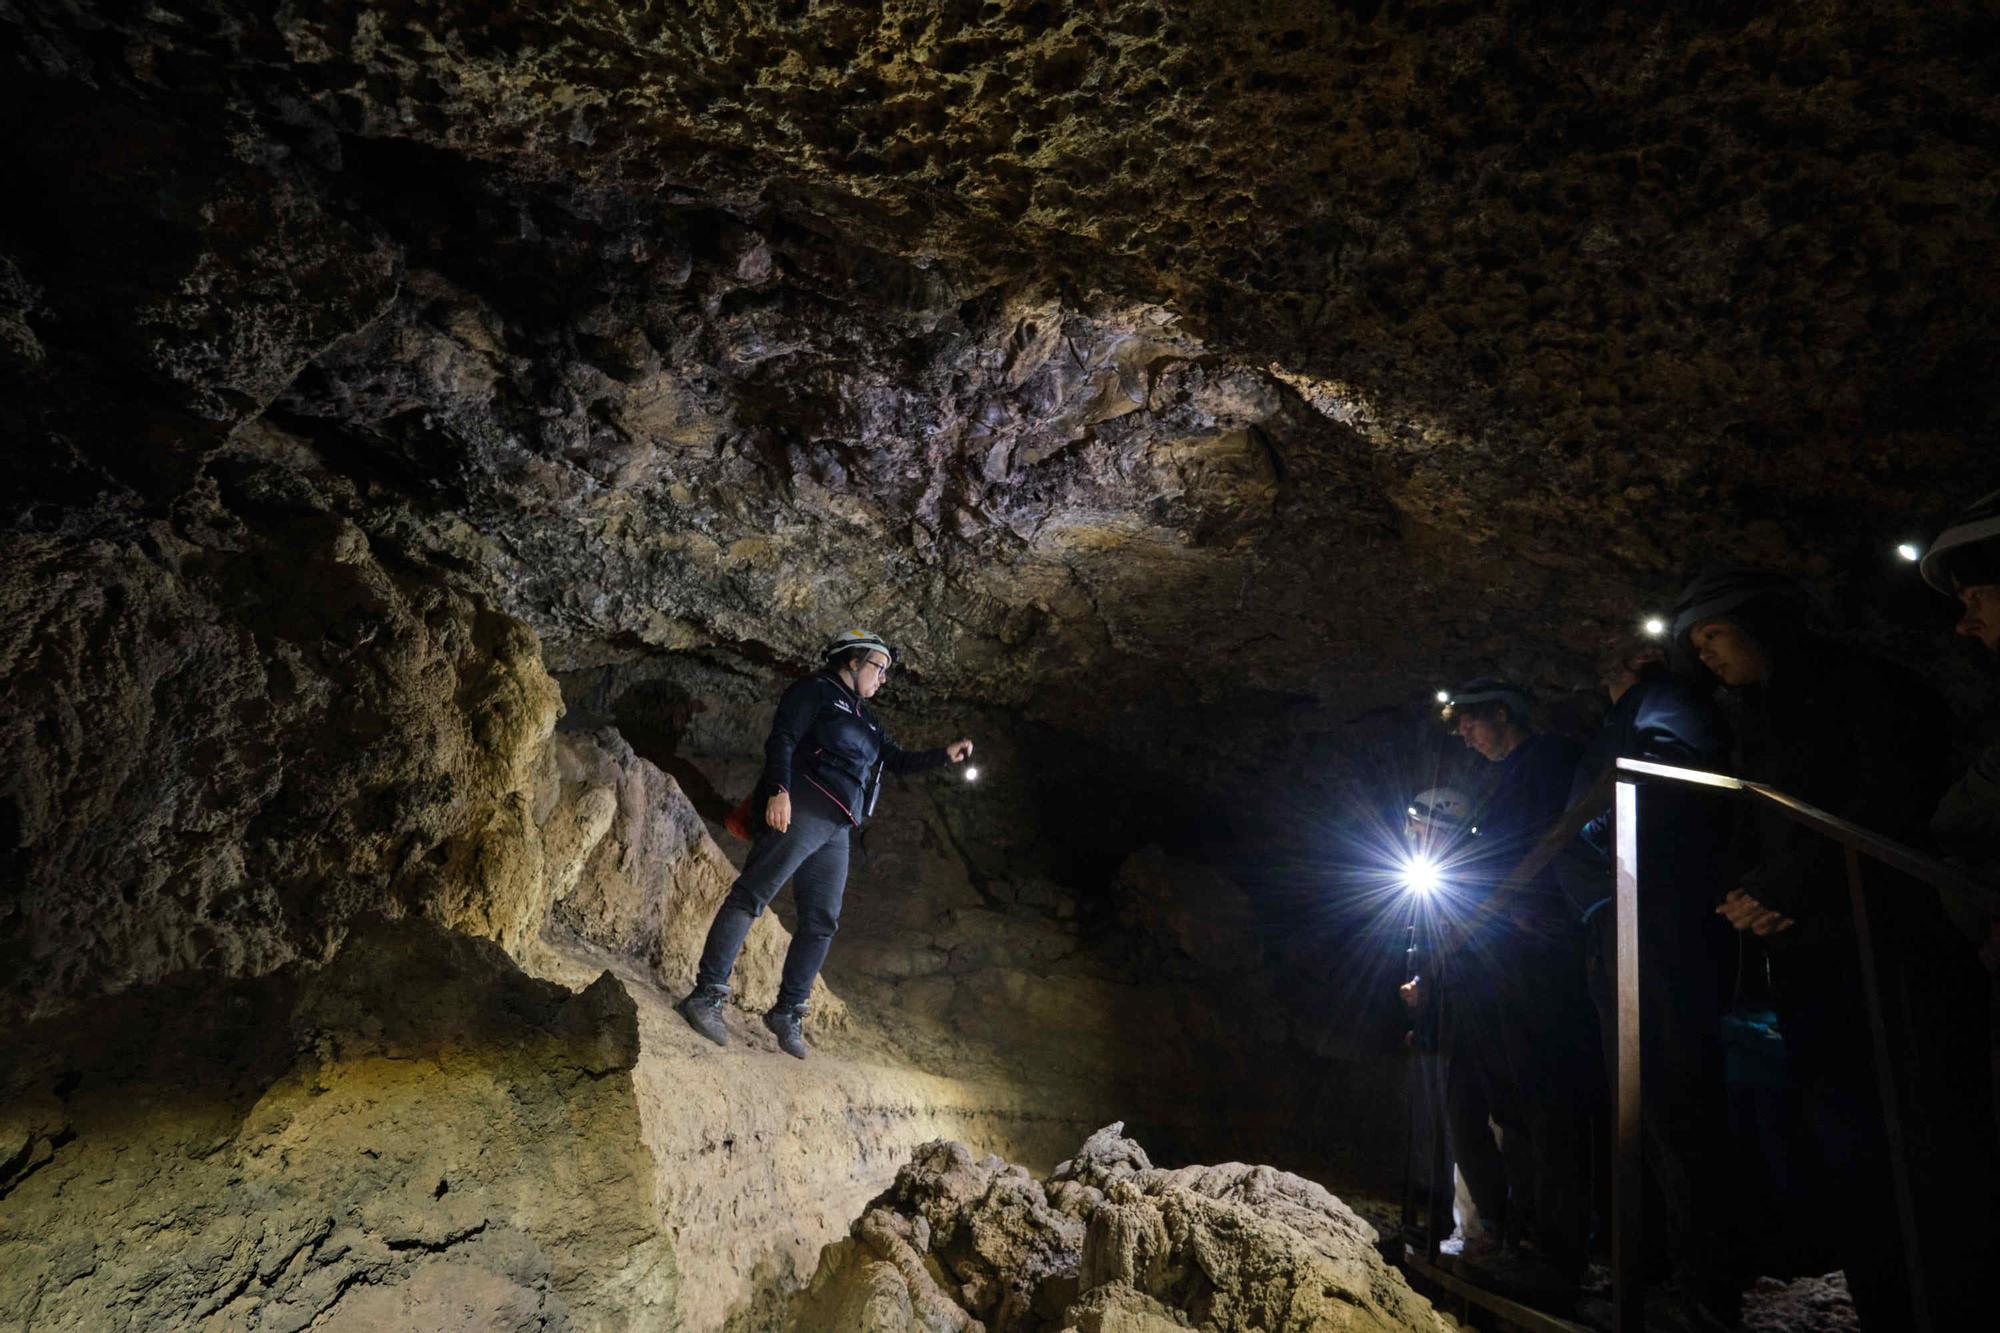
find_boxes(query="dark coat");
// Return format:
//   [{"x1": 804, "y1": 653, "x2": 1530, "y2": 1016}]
[
  {"x1": 1728, "y1": 642, "x2": 1951, "y2": 929},
  {"x1": 1462, "y1": 732, "x2": 1585, "y2": 928},
  {"x1": 757, "y1": 670, "x2": 949, "y2": 824},
  {"x1": 1557, "y1": 675, "x2": 1729, "y2": 919}
]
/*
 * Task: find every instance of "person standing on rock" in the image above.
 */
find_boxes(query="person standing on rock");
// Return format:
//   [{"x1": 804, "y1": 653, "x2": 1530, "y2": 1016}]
[{"x1": 676, "y1": 630, "x2": 973, "y2": 1059}]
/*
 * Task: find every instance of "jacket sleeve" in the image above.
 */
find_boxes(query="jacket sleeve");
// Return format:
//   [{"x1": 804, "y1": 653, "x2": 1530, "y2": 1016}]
[
  {"x1": 879, "y1": 734, "x2": 951, "y2": 777},
  {"x1": 1741, "y1": 668, "x2": 1949, "y2": 920},
  {"x1": 1932, "y1": 744, "x2": 2000, "y2": 861},
  {"x1": 1631, "y1": 684, "x2": 1724, "y2": 770},
  {"x1": 757, "y1": 678, "x2": 821, "y2": 798}
]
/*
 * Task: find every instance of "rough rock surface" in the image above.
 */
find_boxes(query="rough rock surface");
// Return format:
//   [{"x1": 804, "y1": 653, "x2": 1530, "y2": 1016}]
[
  {"x1": 528, "y1": 723, "x2": 846, "y2": 1027},
  {"x1": 0, "y1": 437, "x2": 565, "y2": 1024},
  {"x1": 793, "y1": 1124, "x2": 1449, "y2": 1332},
  {"x1": 8, "y1": 1, "x2": 1996, "y2": 724},
  {"x1": 0, "y1": 918, "x2": 674, "y2": 1331},
  {"x1": 5, "y1": 2, "x2": 1990, "y2": 1328}
]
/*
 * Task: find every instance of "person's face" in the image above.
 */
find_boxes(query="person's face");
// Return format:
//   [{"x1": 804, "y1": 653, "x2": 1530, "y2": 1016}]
[
  {"x1": 1688, "y1": 618, "x2": 1769, "y2": 686},
  {"x1": 852, "y1": 651, "x2": 891, "y2": 698},
  {"x1": 1954, "y1": 582, "x2": 2000, "y2": 657},
  {"x1": 1602, "y1": 666, "x2": 1641, "y2": 705},
  {"x1": 1456, "y1": 709, "x2": 1517, "y2": 762}
]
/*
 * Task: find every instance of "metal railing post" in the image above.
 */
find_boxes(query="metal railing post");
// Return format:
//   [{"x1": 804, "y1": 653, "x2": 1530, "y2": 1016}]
[
  {"x1": 1843, "y1": 846, "x2": 1933, "y2": 1333},
  {"x1": 1611, "y1": 779, "x2": 1643, "y2": 1333}
]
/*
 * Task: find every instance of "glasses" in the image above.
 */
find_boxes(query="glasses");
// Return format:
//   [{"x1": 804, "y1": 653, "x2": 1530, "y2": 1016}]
[{"x1": 860, "y1": 657, "x2": 891, "y2": 678}]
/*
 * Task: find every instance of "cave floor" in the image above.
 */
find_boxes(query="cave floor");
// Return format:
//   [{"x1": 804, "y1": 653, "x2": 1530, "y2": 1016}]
[{"x1": 526, "y1": 937, "x2": 1111, "y2": 1331}]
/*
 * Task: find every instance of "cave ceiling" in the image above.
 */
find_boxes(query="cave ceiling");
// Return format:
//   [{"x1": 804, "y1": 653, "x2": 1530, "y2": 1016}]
[{"x1": 5, "y1": 0, "x2": 1997, "y2": 723}]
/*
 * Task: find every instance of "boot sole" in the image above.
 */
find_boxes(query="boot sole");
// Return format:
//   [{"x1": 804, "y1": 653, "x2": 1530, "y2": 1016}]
[
  {"x1": 675, "y1": 1002, "x2": 729, "y2": 1047},
  {"x1": 761, "y1": 1018, "x2": 808, "y2": 1059}
]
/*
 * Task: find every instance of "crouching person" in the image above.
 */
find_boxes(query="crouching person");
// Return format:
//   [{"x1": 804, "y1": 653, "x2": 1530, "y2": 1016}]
[{"x1": 676, "y1": 631, "x2": 973, "y2": 1058}]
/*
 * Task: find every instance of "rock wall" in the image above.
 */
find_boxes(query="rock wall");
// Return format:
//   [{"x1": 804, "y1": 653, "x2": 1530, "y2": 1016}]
[{"x1": 0, "y1": 435, "x2": 564, "y2": 1024}]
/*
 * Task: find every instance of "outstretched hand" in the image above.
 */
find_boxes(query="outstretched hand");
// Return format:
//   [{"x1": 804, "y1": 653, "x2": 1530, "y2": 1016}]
[
  {"x1": 946, "y1": 739, "x2": 974, "y2": 762},
  {"x1": 1717, "y1": 887, "x2": 1794, "y2": 937}
]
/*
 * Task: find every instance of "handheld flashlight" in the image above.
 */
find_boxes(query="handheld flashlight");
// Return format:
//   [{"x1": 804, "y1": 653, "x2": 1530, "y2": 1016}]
[
  {"x1": 963, "y1": 766, "x2": 980, "y2": 782},
  {"x1": 1399, "y1": 854, "x2": 1440, "y2": 896}
]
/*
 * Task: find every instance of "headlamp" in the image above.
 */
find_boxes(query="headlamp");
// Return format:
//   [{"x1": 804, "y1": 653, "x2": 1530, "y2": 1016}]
[{"x1": 1399, "y1": 854, "x2": 1441, "y2": 897}]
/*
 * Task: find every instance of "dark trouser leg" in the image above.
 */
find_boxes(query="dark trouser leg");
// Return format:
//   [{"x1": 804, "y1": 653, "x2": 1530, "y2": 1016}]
[
  {"x1": 775, "y1": 828, "x2": 850, "y2": 1010},
  {"x1": 1494, "y1": 932, "x2": 1597, "y2": 1273},
  {"x1": 1446, "y1": 1044, "x2": 1510, "y2": 1234},
  {"x1": 1776, "y1": 943, "x2": 1908, "y2": 1332},
  {"x1": 1588, "y1": 901, "x2": 1735, "y2": 1291},
  {"x1": 694, "y1": 808, "x2": 839, "y2": 992},
  {"x1": 1888, "y1": 927, "x2": 1996, "y2": 1328},
  {"x1": 1454, "y1": 969, "x2": 1534, "y2": 1245}
]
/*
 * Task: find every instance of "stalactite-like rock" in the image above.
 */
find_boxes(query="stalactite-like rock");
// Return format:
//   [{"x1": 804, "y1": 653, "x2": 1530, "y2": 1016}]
[{"x1": 792, "y1": 1125, "x2": 1449, "y2": 1332}]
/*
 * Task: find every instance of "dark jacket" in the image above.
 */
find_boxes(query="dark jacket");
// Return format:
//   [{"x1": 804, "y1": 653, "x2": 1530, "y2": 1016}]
[
  {"x1": 1464, "y1": 732, "x2": 1585, "y2": 920},
  {"x1": 757, "y1": 670, "x2": 949, "y2": 825},
  {"x1": 1728, "y1": 643, "x2": 1952, "y2": 928},
  {"x1": 1557, "y1": 675, "x2": 1729, "y2": 919},
  {"x1": 1931, "y1": 742, "x2": 2000, "y2": 946}
]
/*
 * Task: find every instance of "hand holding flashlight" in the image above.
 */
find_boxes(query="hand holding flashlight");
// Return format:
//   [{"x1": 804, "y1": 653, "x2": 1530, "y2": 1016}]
[{"x1": 946, "y1": 738, "x2": 978, "y2": 781}]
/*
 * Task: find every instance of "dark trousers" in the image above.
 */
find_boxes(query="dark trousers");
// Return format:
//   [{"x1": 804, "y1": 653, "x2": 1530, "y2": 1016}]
[
  {"x1": 1455, "y1": 926, "x2": 1599, "y2": 1272},
  {"x1": 694, "y1": 785, "x2": 851, "y2": 1011},
  {"x1": 1771, "y1": 909, "x2": 1996, "y2": 1332},
  {"x1": 1436, "y1": 1010, "x2": 1512, "y2": 1234},
  {"x1": 1584, "y1": 901, "x2": 1734, "y2": 1291}
]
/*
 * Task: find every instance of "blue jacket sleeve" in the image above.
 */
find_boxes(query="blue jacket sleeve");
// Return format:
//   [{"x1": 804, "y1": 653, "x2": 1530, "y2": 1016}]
[{"x1": 758, "y1": 678, "x2": 821, "y2": 798}]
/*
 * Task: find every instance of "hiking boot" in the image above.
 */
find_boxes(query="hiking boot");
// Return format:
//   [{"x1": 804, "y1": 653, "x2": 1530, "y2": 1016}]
[
  {"x1": 763, "y1": 1005, "x2": 809, "y2": 1059},
  {"x1": 675, "y1": 985, "x2": 730, "y2": 1047},
  {"x1": 1439, "y1": 1228, "x2": 1504, "y2": 1272}
]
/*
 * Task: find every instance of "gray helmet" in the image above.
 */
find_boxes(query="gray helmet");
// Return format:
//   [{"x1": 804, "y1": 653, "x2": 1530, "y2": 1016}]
[
  {"x1": 1668, "y1": 565, "x2": 1806, "y2": 649},
  {"x1": 822, "y1": 629, "x2": 896, "y2": 664},
  {"x1": 1920, "y1": 487, "x2": 2000, "y2": 594}
]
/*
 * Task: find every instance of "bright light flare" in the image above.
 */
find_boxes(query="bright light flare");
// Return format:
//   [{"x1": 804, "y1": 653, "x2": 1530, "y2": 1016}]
[
  {"x1": 1896, "y1": 542, "x2": 1921, "y2": 563},
  {"x1": 963, "y1": 765, "x2": 980, "y2": 782},
  {"x1": 1642, "y1": 616, "x2": 1667, "y2": 637},
  {"x1": 1399, "y1": 854, "x2": 1441, "y2": 896},
  {"x1": 1434, "y1": 690, "x2": 1451, "y2": 704}
]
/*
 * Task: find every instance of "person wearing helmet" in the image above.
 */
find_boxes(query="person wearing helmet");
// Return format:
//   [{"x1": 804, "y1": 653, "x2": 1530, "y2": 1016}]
[
  {"x1": 1921, "y1": 488, "x2": 2000, "y2": 956},
  {"x1": 1672, "y1": 564, "x2": 1988, "y2": 1329},
  {"x1": 675, "y1": 631, "x2": 973, "y2": 1059},
  {"x1": 1399, "y1": 786, "x2": 1512, "y2": 1261},
  {"x1": 1558, "y1": 633, "x2": 1737, "y2": 1320},
  {"x1": 1439, "y1": 680, "x2": 1593, "y2": 1310}
]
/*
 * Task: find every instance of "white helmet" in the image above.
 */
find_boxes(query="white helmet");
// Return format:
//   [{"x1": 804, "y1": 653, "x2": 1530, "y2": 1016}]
[
  {"x1": 1406, "y1": 786, "x2": 1473, "y2": 834},
  {"x1": 1921, "y1": 487, "x2": 2000, "y2": 594}
]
